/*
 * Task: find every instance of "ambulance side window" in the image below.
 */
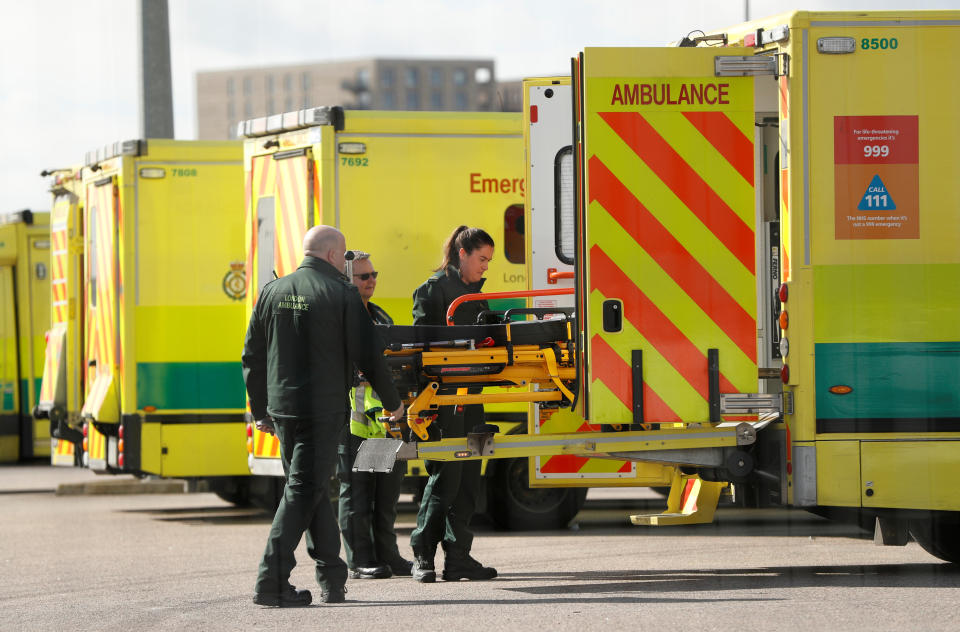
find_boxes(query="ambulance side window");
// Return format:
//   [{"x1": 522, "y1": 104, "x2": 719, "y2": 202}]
[
  {"x1": 554, "y1": 146, "x2": 575, "y2": 264},
  {"x1": 503, "y1": 204, "x2": 525, "y2": 264}
]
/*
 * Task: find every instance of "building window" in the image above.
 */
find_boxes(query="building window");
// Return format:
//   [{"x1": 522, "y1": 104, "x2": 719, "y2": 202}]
[
  {"x1": 244, "y1": 101, "x2": 252, "y2": 118},
  {"x1": 228, "y1": 124, "x2": 236, "y2": 139},
  {"x1": 283, "y1": 74, "x2": 292, "y2": 92},
  {"x1": 431, "y1": 90, "x2": 444, "y2": 109},
  {"x1": 380, "y1": 67, "x2": 395, "y2": 88},
  {"x1": 266, "y1": 75, "x2": 274, "y2": 93},
  {"x1": 455, "y1": 91, "x2": 467, "y2": 110},
  {"x1": 453, "y1": 68, "x2": 467, "y2": 86},
  {"x1": 284, "y1": 96, "x2": 293, "y2": 111},
  {"x1": 301, "y1": 72, "x2": 311, "y2": 91},
  {"x1": 266, "y1": 97, "x2": 275, "y2": 114},
  {"x1": 406, "y1": 91, "x2": 420, "y2": 109},
  {"x1": 382, "y1": 92, "x2": 395, "y2": 109},
  {"x1": 302, "y1": 93, "x2": 311, "y2": 109},
  {"x1": 357, "y1": 68, "x2": 371, "y2": 89},
  {"x1": 430, "y1": 67, "x2": 444, "y2": 86},
  {"x1": 226, "y1": 77, "x2": 235, "y2": 96},
  {"x1": 405, "y1": 67, "x2": 419, "y2": 88},
  {"x1": 243, "y1": 76, "x2": 252, "y2": 96}
]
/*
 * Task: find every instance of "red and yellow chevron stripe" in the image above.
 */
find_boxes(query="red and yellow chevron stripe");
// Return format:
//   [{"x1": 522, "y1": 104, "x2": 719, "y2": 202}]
[
  {"x1": 50, "y1": 219, "x2": 70, "y2": 325},
  {"x1": 274, "y1": 154, "x2": 310, "y2": 278},
  {"x1": 252, "y1": 427, "x2": 281, "y2": 458},
  {"x1": 38, "y1": 326, "x2": 65, "y2": 406},
  {"x1": 583, "y1": 55, "x2": 757, "y2": 425},
  {"x1": 83, "y1": 180, "x2": 119, "y2": 419}
]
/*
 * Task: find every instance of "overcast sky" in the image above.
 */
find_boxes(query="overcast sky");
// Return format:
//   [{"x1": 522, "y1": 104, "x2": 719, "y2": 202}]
[{"x1": 1, "y1": 0, "x2": 955, "y2": 211}]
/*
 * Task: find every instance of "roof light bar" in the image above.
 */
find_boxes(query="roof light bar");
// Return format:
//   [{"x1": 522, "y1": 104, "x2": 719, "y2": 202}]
[
  {"x1": 84, "y1": 139, "x2": 144, "y2": 167},
  {"x1": 715, "y1": 55, "x2": 777, "y2": 77},
  {"x1": 238, "y1": 106, "x2": 346, "y2": 138}
]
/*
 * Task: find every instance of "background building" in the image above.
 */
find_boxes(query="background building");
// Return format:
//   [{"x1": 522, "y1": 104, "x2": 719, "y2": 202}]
[{"x1": 196, "y1": 57, "x2": 521, "y2": 140}]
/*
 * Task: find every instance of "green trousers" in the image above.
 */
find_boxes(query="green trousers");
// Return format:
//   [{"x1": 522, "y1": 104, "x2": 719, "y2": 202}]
[
  {"x1": 337, "y1": 428, "x2": 405, "y2": 569},
  {"x1": 409, "y1": 404, "x2": 483, "y2": 560},
  {"x1": 256, "y1": 414, "x2": 348, "y2": 595}
]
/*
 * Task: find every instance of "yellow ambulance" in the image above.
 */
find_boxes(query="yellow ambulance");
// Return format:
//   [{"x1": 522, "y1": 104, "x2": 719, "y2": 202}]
[
  {"x1": 36, "y1": 167, "x2": 85, "y2": 466},
  {"x1": 45, "y1": 140, "x2": 250, "y2": 497},
  {"x1": 359, "y1": 10, "x2": 960, "y2": 562},
  {"x1": 0, "y1": 210, "x2": 51, "y2": 461},
  {"x1": 238, "y1": 107, "x2": 591, "y2": 527}
]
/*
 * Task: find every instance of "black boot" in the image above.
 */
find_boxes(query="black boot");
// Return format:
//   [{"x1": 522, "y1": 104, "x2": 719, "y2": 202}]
[{"x1": 442, "y1": 554, "x2": 497, "y2": 581}]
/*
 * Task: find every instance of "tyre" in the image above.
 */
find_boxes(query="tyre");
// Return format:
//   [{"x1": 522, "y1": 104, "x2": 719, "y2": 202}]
[
  {"x1": 486, "y1": 457, "x2": 587, "y2": 530},
  {"x1": 208, "y1": 477, "x2": 252, "y2": 507},
  {"x1": 248, "y1": 476, "x2": 285, "y2": 514},
  {"x1": 909, "y1": 513, "x2": 960, "y2": 563}
]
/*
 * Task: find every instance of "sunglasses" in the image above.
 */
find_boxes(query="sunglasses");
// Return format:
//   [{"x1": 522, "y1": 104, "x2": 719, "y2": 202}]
[{"x1": 353, "y1": 271, "x2": 379, "y2": 280}]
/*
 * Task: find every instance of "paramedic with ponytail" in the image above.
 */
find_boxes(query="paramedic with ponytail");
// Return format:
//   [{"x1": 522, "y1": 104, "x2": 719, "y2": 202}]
[{"x1": 408, "y1": 225, "x2": 498, "y2": 583}]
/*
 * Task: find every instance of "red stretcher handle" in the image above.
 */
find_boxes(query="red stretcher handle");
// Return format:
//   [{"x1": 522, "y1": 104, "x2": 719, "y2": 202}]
[{"x1": 445, "y1": 288, "x2": 575, "y2": 326}]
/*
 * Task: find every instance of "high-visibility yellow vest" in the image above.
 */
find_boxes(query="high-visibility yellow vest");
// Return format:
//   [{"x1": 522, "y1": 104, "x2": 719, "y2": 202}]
[
  {"x1": 350, "y1": 382, "x2": 386, "y2": 439},
  {"x1": 350, "y1": 299, "x2": 393, "y2": 438}
]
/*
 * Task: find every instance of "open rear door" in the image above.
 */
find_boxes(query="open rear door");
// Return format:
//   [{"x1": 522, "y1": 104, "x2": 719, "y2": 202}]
[
  {"x1": 578, "y1": 47, "x2": 758, "y2": 426},
  {"x1": 81, "y1": 176, "x2": 120, "y2": 469}
]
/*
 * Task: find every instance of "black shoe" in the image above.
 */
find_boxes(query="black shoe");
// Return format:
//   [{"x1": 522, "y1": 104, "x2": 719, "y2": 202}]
[
  {"x1": 349, "y1": 564, "x2": 392, "y2": 579},
  {"x1": 321, "y1": 586, "x2": 346, "y2": 603},
  {"x1": 388, "y1": 557, "x2": 414, "y2": 577},
  {"x1": 412, "y1": 556, "x2": 436, "y2": 583},
  {"x1": 253, "y1": 586, "x2": 313, "y2": 607},
  {"x1": 442, "y1": 555, "x2": 498, "y2": 581}
]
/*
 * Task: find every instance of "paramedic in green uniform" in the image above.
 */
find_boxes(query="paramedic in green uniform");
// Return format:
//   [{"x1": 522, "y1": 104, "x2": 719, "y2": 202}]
[
  {"x1": 242, "y1": 225, "x2": 404, "y2": 607},
  {"x1": 337, "y1": 251, "x2": 413, "y2": 579},
  {"x1": 409, "y1": 225, "x2": 498, "y2": 583}
]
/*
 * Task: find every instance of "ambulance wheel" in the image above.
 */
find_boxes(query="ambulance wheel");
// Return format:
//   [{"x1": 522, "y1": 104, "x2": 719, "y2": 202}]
[
  {"x1": 910, "y1": 513, "x2": 960, "y2": 564},
  {"x1": 248, "y1": 476, "x2": 285, "y2": 514},
  {"x1": 486, "y1": 458, "x2": 587, "y2": 531},
  {"x1": 210, "y1": 477, "x2": 252, "y2": 507}
]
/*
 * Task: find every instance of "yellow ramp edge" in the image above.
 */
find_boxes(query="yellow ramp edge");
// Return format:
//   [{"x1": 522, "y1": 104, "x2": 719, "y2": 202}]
[{"x1": 631, "y1": 469, "x2": 725, "y2": 526}]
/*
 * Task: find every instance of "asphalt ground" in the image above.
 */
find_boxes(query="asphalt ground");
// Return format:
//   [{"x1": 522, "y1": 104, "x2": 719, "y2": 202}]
[{"x1": 2, "y1": 463, "x2": 959, "y2": 631}]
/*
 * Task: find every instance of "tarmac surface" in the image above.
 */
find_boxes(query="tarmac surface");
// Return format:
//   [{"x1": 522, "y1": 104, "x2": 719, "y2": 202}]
[{"x1": 3, "y1": 462, "x2": 959, "y2": 631}]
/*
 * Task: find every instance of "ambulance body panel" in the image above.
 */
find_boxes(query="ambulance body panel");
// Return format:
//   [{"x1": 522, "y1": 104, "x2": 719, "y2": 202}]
[
  {"x1": 0, "y1": 211, "x2": 51, "y2": 461},
  {"x1": 74, "y1": 139, "x2": 248, "y2": 478}
]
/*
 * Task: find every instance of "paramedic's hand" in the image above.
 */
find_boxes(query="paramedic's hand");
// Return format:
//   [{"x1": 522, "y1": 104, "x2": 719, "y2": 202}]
[
  {"x1": 387, "y1": 403, "x2": 405, "y2": 422},
  {"x1": 255, "y1": 416, "x2": 275, "y2": 435}
]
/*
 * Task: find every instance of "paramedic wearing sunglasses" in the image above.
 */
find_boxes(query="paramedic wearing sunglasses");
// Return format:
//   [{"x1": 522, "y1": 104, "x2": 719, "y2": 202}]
[
  {"x1": 336, "y1": 252, "x2": 413, "y2": 580},
  {"x1": 408, "y1": 225, "x2": 498, "y2": 583}
]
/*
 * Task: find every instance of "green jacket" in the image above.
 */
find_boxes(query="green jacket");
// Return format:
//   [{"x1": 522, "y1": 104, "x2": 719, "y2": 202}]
[
  {"x1": 411, "y1": 266, "x2": 488, "y2": 326},
  {"x1": 241, "y1": 256, "x2": 401, "y2": 420},
  {"x1": 350, "y1": 301, "x2": 393, "y2": 438}
]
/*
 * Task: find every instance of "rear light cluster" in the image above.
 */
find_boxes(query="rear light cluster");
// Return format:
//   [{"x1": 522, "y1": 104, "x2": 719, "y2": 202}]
[
  {"x1": 778, "y1": 283, "x2": 789, "y2": 384},
  {"x1": 246, "y1": 423, "x2": 254, "y2": 454},
  {"x1": 118, "y1": 423, "x2": 125, "y2": 469}
]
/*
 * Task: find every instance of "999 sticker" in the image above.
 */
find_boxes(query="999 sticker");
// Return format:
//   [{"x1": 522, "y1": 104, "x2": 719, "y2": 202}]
[{"x1": 834, "y1": 115, "x2": 919, "y2": 239}]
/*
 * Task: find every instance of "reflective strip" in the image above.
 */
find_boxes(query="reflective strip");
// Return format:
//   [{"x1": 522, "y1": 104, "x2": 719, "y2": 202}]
[{"x1": 417, "y1": 429, "x2": 739, "y2": 454}]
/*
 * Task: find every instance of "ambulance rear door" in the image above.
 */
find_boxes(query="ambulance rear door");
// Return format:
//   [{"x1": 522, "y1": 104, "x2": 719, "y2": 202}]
[{"x1": 577, "y1": 47, "x2": 759, "y2": 427}]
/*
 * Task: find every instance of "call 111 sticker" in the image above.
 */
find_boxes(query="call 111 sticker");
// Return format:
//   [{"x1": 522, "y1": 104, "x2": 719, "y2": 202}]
[{"x1": 834, "y1": 115, "x2": 919, "y2": 239}]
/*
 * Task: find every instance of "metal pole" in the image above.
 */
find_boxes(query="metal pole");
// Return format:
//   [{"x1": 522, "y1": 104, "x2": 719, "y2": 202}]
[{"x1": 138, "y1": 0, "x2": 174, "y2": 138}]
